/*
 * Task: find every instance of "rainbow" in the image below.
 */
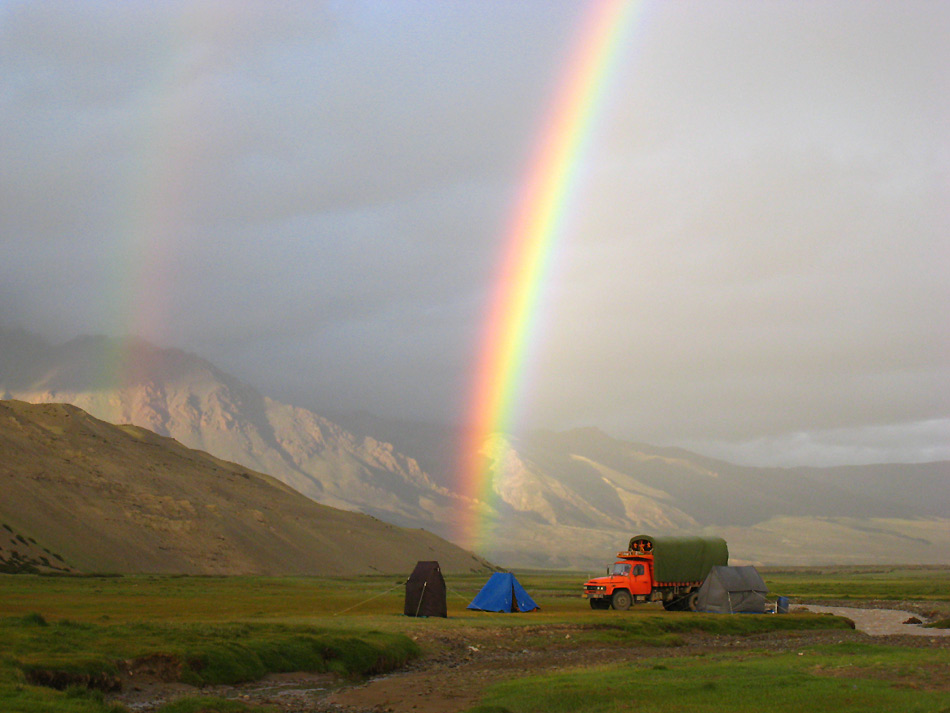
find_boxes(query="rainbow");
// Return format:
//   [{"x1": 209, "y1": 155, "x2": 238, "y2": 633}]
[
  {"x1": 98, "y1": 14, "x2": 226, "y2": 390},
  {"x1": 454, "y1": 0, "x2": 640, "y2": 551}
]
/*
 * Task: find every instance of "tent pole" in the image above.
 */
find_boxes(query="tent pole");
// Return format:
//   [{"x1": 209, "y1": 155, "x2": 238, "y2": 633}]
[{"x1": 414, "y1": 580, "x2": 428, "y2": 617}]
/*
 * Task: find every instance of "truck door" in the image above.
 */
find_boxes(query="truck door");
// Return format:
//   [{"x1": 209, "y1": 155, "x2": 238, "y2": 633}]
[{"x1": 629, "y1": 563, "x2": 650, "y2": 595}]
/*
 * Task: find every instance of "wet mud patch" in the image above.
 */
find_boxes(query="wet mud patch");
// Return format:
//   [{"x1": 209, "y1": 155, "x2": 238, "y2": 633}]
[{"x1": 111, "y1": 670, "x2": 339, "y2": 712}]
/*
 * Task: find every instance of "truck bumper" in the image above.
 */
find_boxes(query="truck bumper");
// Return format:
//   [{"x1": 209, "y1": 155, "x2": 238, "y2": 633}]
[{"x1": 583, "y1": 592, "x2": 606, "y2": 600}]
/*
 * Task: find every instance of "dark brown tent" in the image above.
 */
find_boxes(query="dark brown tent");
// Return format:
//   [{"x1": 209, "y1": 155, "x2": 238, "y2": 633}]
[{"x1": 404, "y1": 561, "x2": 447, "y2": 617}]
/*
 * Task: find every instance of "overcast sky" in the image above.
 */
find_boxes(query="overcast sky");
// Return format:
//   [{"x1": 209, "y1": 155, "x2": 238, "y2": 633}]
[{"x1": 1, "y1": 0, "x2": 947, "y2": 467}]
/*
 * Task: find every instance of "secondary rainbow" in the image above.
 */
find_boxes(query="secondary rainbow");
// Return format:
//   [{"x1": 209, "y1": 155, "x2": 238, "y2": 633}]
[
  {"x1": 455, "y1": 0, "x2": 640, "y2": 551},
  {"x1": 98, "y1": 12, "x2": 230, "y2": 390}
]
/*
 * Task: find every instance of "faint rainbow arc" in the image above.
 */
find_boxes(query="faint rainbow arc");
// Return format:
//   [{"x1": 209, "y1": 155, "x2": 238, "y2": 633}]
[
  {"x1": 455, "y1": 0, "x2": 640, "y2": 551},
  {"x1": 99, "y1": 14, "x2": 232, "y2": 390}
]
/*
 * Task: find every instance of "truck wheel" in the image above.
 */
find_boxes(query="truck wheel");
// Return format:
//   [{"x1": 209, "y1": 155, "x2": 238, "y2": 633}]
[
  {"x1": 611, "y1": 590, "x2": 632, "y2": 611},
  {"x1": 590, "y1": 599, "x2": 609, "y2": 610},
  {"x1": 687, "y1": 591, "x2": 699, "y2": 611}
]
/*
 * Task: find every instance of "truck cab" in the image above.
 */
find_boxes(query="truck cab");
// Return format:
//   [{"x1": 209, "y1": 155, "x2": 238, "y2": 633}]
[{"x1": 583, "y1": 552, "x2": 654, "y2": 610}]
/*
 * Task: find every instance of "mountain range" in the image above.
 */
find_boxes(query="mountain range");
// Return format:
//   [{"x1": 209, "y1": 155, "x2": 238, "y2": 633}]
[{"x1": 2, "y1": 328, "x2": 947, "y2": 569}]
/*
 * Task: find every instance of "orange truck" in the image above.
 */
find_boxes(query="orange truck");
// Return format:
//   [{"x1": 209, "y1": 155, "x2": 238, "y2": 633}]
[{"x1": 583, "y1": 534, "x2": 728, "y2": 611}]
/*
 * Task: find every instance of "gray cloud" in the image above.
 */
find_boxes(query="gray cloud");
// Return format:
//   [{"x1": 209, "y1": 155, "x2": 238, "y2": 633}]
[{"x1": 1, "y1": 0, "x2": 947, "y2": 466}]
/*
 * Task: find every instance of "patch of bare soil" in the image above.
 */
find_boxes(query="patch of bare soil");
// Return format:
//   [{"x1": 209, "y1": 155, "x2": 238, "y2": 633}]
[{"x1": 109, "y1": 607, "x2": 950, "y2": 713}]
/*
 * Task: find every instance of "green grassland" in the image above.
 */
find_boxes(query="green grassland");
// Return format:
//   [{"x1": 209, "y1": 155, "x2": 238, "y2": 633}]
[
  {"x1": 0, "y1": 567, "x2": 947, "y2": 713},
  {"x1": 464, "y1": 566, "x2": 950, "y2": 713},
  {"x1": 760, "y1": 565, "x2": 950, "y2": 602},
  {"x1": 469, "y1": 643, "x2": 950, "y2": 713}
]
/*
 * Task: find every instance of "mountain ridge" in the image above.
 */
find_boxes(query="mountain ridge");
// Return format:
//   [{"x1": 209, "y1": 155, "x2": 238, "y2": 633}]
[
  {"x1": 0, "y1": 331, "x2": 463, "y2": 530},
  {"x1": 2, "y1": 328, "x2": 946, "y2": 568}
]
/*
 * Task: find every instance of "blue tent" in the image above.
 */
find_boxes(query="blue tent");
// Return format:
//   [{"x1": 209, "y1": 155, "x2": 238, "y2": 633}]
[{"x1": 467, "y1": 573, "x2": 539, "y2": 612}]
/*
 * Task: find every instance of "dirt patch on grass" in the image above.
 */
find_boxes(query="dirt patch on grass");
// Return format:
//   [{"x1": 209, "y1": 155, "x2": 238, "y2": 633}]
[
  {"x1": 114, "y1": 671, "x2": 338, "y2": 712},
  {"x1": 121, "y1": 653, "x2": 184, "y2": 682}
]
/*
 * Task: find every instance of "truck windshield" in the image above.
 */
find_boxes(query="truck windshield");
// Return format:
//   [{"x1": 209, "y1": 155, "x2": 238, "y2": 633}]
[{"x1": 609, "y1": 563, "x2": 631, "y2": 576}]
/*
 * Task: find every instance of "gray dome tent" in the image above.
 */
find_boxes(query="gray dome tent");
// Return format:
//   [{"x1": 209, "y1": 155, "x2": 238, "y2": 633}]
[{"x1": 695, "y1": 565, "x2": 768, "y2": 614}]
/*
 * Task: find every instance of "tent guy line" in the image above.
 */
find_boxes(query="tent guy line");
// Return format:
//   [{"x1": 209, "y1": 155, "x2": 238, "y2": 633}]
[{"x1": 332, "y1": 581, "x2": 404, "y2": 617}]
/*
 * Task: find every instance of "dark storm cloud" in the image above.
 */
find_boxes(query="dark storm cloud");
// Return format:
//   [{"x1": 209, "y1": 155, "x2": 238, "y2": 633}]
[{"x1": 1, "y1": 0, "x2": 947, "y2": 465}]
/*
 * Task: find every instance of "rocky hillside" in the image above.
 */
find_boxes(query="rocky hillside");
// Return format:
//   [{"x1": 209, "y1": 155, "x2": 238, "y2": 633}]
[{"x1": 0, "y1": 399, "x2": 490, "y2": 575}]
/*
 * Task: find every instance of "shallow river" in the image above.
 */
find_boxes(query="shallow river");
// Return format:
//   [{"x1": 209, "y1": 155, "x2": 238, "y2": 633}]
[{"x1": 803, "y1": 605, "x2": 950, "y2": 637}]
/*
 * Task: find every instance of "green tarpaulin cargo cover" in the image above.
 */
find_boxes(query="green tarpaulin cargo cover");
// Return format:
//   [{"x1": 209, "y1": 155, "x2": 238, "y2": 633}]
[{"x1": 627, "y1": 534, "x2": 728, "y2": 583}]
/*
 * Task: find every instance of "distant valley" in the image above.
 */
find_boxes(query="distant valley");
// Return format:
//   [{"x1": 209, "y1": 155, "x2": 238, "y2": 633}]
[{"x1": 2, "y1": 328, "x2": 947, "y2": 569}]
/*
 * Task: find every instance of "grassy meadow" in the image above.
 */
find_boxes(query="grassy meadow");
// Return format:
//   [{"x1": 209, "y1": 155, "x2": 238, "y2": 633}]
[
  {"x1": 0, "y1": 567, "x2": 947, "y2": 713},
  {"x1": 470, "y1": 642, "x2": 950, "y2": 713},
  {"x1": 759, "y1": 565, "x2": 950, "y2": 603}
]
